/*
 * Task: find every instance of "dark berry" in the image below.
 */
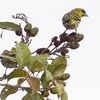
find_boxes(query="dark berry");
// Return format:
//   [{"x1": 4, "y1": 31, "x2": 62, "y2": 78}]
[{"x1": 15, "y1": 29, "x2": 22, "y2": 36}]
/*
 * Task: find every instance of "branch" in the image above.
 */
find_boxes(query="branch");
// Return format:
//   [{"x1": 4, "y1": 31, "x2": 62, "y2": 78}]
[{"x1": 0, "y1": 75, "x2": 8, "y2": 81}]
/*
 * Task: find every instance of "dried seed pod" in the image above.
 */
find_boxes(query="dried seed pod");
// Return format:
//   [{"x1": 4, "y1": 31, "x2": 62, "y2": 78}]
[
  {"x1": 36, "y1": 48, "x2": 50, "y2": 54},
  {"x1": 69, "y1": 32, "x2": 77, "y2": 37},
  {"x1": 60, "y1": 33, "x2": 68, "y2": 43},
  {"x1": 54, "y1": 40, "x2": 61, "y2": 47},
  {"x1": 67, "y1": 36, "x2": 75, "y2": 42},
  {"x1": 61, "y1": 48, "x2": 69, "y2": 56}
]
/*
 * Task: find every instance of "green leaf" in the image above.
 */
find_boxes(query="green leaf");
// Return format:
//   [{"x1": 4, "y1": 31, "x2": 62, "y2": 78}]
[
  {"x1": 22, "y1": 94, "x2": 32, "y2": 100},
  {"x1": 41, "y1": 71, "x2": 51, "y2": 88},
  {"x1": 36, "y1": 54, "x2": 49, "y2": 60},
  {"x1": 22, "y1": 87, "x2": 32, "y2": 94},
  {"x1": 45, "y1": 69, "x2": 52, "y2": 81},
  {"x1": 22, "y1": 93, "x2": 44, "y2": 100},
  {"x1": 0, "y1": 22, "x2": 21, "y2": 31},
  {"x1": 48, "y1": 57, "x2": 67, "y2": 77},
  {"x1": 27, "y1": 54, "x2": 48, "y2": 72},
  {"x1": 27, "y1": 77, "x2": 40, "y2": 95},
  {"x1": 61, "y1": 91, "x2": 68, "y2": 100},
  {"x1": 0, "y1": 55, "x2": 17, "y2": 62},
  {"x1": 39, "y1": 59, "x2": 48, "y2": 69},
  {"x1": 7, "y1": 69, "x2": 30, "y2": 81},
  {"x1": 17, "y1": 78, "x2": 25, "y2": 85},
  {"x1": 1, "y1": 86, "x2": 17, "y2": 100},
  {"x1": 11, "y1": 47, "x2": 16, "y2": 53},
  {"x1": 29, "y1": 60, "x2": 44, "y2": 72},
  {"x1": 16, "y1": 42, "x2": 31, "y2": 68},
  {"x1": 55, "y1": 81, "x2": 64, "y2": 99}
]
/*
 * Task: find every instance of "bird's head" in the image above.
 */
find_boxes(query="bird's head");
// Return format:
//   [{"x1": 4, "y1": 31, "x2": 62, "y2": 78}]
[{"x1": 72, "y1": 8, "x2": 88, "y2": 17}]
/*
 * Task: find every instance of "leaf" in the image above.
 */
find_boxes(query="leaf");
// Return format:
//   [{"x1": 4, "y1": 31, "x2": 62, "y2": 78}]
[
  {"x1": 7, "y1": 69, "x2": 30, "y2": 81},
  {"x1": 0, "y1": 55, "x2": 17, "y2": 62},
  {"x1": 39, "y1": 59, "x2": 48, "y2": 69},
  {"x1": 41, "y1": 72, "x2": 50, "y2": 87},
  {"x1": 27, "y1": 77, "x2": 40, "y2": 95},
  {"x1": 36, "y1": 54, "x2": 49, "y2": 60},
  {"x1": 55, "y1": 81, "x2": 64, "y2": 99},
  {"x1": 11, "y1": 47, "x2": 16, "y2": 53},
  {"x1": 17, "y1": 78, "x2": 25, "y2": 85},
  {"x1": 16, "y1": 42, "x2": 31, "y2": 68},
  {"x1": 45, "y1": 69, "x2": 52, "y2": 81},
  {"x1": 27, "y1": 54, "x2": 48, "y2": 72},
  {"x1": 32, "y1": 93, "x2": 44, "y2": 100},
  {"x1": 22, "y1": 87, "x2": 32, "y2": 94},
  {"x1": 22, "y1": 93, "x2": 44, "y2": 100},
  {"x1": 41, "y1": 71, "x2": 50, "y2": 88},
  {"x1": 1, "y1": 86, "x2": 17, "y2": 100},
  {"x1": 61, "y1": 91, "x2": 68, "y2": 100},
  {"x1": 0, "y1": 22, "x2": 21, "y2": 31},
  {"x1": 48, "y1": 57, "x2": 67, "y2": 77},
  {"x1": 29, "y1": 60, "x2": 44, "y2": 72}
]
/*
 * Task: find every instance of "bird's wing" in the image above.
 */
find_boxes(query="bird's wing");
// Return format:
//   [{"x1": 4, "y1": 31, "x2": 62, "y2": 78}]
[{"x1": 62, "y1": 12, "x2": 81, "y2": 22}]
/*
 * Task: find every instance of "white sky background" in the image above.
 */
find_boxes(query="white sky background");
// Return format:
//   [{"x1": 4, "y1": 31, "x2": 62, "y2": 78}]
[{"x1": 0, "y1": 0, "x2": 100, "y2": 100}]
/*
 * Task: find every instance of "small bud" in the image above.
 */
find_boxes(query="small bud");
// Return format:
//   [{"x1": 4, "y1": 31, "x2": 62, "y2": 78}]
[
  {"x1": 61, "y1": 73, "x2": 70, "y2": 80},
  {"x1": 52, "y1": 36, "x2": 58, "y2": 41},
  {"x1": 29, "y1": 27, "x2": 39, "y2": 37},
  {"x1": 50, "y1": 87, "x2": 57, "y2": 94},
  {"x1": 56, "y1": 80, "x2": 67, "y2": 86},
  {"x1": 41, "y1": 91, "x2": 49, "y2": 97},
  {"x1": 15, "y1": 29, "x2": 22, "y2": 36},
  {"x1": 24, "y1": 23, "x2": 32, "y2": 32},
  {"x1": 54, "y1": 40, "x2": 61, "y2": 47},
  {"x1": 36, "y1": 48, "x2": 50, "y2": 54},
  {"x1": 75, "y1": 34, "x2": 84, "y2": 42},
  {"x1": 70, "y1": 42, "x2": 80, "y2": 49}
]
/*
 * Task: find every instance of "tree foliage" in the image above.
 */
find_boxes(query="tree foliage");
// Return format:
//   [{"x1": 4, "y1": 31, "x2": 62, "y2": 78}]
[{"x1": 0, "y1": 13, "x2": 84, "y2": 100}]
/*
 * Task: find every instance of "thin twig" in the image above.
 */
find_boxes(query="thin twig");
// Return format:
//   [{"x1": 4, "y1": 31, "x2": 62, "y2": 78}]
[{"x1": 0, "y1": 75, "x2": 8, "y2": 81}]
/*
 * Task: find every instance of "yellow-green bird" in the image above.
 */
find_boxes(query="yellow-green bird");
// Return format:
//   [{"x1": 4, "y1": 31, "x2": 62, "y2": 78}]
[{"x1": 62, "y1": 8, "x2": 88, "y2": 33}]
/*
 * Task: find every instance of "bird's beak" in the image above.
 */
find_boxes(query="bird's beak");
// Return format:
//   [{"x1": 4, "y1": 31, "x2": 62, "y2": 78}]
[{"x1": 84, "y1": 14, "x2": 88, "y2": 17}]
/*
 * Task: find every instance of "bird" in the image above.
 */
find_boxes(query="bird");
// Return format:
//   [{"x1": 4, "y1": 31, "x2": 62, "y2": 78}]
[
  {"x1": 0, "y1": 50, "x2": 17, "y2": 75},
  {"x1": 62, "y1": 8, "x2": 88, "y2": 33}
]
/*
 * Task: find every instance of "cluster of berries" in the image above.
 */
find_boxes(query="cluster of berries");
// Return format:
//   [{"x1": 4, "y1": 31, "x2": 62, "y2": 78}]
[{"x1": 36, "y1": 32, "x2": 84, "y2": 57}]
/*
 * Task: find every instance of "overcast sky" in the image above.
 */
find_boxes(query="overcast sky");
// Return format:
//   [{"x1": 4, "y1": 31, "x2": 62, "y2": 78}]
[{"x1": 0, "y1": 0, "x2": 100, "y2": 100}]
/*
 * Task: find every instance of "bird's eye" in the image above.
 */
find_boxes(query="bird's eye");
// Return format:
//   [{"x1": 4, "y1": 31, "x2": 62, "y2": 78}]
[{"x1": 82, "y1": 9, "x2": 86, "y2": 13}]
